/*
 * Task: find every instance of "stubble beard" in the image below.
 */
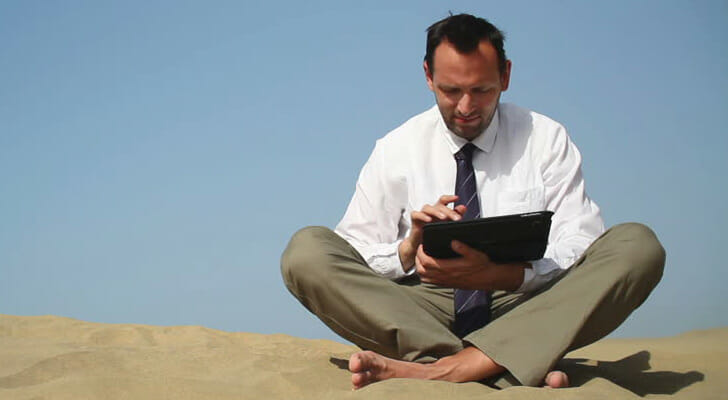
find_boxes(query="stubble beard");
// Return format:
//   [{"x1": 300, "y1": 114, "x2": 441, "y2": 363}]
[{"x1": 444, "y1": 107, "x2": 497, "y2": 141}]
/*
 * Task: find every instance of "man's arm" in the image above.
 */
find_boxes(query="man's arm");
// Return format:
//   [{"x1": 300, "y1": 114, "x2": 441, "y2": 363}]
[
  {"x1": 336, "y1": 144, "x2": 475, "y2": 279},
  {"x1": 335, "y1": 140, "x2": 413, "y2": 279}
]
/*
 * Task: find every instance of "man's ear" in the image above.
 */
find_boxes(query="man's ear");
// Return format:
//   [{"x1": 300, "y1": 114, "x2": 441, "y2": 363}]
[
  {"x1": 424, "y1": 61, "x2": 434, "y2": 91},
  {"x1": 500, "y1": 59, "x2": 512, "y2": 91}
]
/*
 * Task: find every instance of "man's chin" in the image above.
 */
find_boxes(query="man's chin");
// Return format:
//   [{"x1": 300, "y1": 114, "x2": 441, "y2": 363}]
[
  {"x1": 450, "y1": 125, "x2": 485, "y2": 141},
  {"x1": 439, "y1": 111, "x2": 489, "y2": 140}
]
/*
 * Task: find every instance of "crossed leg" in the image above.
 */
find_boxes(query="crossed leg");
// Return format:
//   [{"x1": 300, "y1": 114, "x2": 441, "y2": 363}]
[{"x1": 281, "y1": 223, "x2": 664, "y2": 390}]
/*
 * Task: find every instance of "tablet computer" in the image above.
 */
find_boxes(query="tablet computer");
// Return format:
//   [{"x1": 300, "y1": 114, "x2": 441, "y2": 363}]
[{"x1": 422, "y1": 211, "x2": 553, "y2": 263}]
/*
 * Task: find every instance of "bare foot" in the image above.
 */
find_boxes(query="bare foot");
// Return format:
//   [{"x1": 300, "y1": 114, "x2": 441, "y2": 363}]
[
  {"x1": 543, "y1": 370, "x2": 569, "y2": 388},
  {"x1": 348, "y1": 347, "x2": 503, "y2": 389},
  {"x1": 348, "y1": 351, "x2": 429, "y2": 389}
]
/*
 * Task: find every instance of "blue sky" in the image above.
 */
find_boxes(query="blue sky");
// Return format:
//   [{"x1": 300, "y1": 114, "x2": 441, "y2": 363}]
[{"x1": 1, "y1": 0, "x2": 726, "y2": 342}]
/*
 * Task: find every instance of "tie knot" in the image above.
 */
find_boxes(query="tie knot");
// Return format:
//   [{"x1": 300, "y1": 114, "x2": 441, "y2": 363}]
[{"x1": 455, "y1": 143, "x2": 477, "y2": 161}]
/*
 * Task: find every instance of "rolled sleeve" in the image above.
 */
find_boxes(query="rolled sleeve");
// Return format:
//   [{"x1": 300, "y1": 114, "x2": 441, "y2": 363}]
[
  {"x1": 343, "y1": 239, "x2": 413, "y2": 280},
  {"x1": 335, "y1": 139, "x2": 411, "y2": 280}
]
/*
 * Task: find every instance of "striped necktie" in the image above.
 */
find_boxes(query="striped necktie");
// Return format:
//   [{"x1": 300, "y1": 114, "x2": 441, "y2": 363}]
[{"x1": 453, "y1": 143, "x2": 491, "y2": 338}]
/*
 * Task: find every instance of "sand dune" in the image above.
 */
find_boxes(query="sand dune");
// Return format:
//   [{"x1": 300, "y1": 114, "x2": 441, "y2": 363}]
[{"x1": 1, "y1": 314, "x2": 724, "y2": 399}]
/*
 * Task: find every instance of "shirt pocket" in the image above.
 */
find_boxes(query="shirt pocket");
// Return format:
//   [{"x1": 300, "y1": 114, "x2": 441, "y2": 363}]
[{"x1": 496, "y1": 186, "x2": 546, "y2": 215}]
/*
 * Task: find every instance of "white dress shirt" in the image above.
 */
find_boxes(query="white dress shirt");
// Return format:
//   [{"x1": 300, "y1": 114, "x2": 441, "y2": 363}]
[{"x1": 334, "y1": 103, "x2": 605, "y2": 292}]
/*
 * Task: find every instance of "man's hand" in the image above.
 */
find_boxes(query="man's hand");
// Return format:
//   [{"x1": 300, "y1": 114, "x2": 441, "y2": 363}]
[
  {"x1": 398, "y1": 195, "x2": 467, "y2": 271},
  {"x1": 416, "y1": 240, "x2": 526, "y2": 292}
]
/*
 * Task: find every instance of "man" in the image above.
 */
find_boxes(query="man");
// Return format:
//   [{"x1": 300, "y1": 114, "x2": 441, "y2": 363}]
[{"x1": 281, "y1": 14, "x2": 664, "y2": 389}]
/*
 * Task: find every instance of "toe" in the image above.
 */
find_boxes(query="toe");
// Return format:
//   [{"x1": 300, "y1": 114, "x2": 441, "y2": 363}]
[
  {"x1": 348, "y1": 353, "x2": 362, "y2": 372},
  {"x1": 352, "y1": 371, "x2": 372, "y2": 389},
  {"x1": 544, "y1": 371, "x2": 569, "y2": 388}
]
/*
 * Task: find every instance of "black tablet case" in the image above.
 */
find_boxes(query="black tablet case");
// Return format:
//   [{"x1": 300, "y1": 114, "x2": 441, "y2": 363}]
[{"x1": 422, "y1": 211, "x2": 553, "y2": 263}]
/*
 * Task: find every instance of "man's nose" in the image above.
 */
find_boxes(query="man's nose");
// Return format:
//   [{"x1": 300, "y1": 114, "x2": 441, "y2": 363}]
[{"x1": 457, "y1": 93, "x2": 476, "y2": 116}]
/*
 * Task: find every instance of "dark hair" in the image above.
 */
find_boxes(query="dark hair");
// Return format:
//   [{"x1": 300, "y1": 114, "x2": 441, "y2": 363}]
[{"x1": 425, "y1": 13, "x2": 507, "y2": 76}]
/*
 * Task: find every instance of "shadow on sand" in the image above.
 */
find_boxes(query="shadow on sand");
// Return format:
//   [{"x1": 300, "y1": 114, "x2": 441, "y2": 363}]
[
  {"x1": 329, "y1": 357, "x2": 349, "y2": 370},
  {"x1": 560, "y1": 350, "x2": 703, "y2": 396}
]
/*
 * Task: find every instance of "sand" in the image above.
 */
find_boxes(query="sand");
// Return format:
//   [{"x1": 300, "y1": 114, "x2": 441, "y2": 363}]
[{"x1": 1, "y1": 314, "x2": 725, "y2": 399}]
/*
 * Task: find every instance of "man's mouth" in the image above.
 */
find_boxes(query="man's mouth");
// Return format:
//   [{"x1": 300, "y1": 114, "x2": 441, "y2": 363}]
[{"x1": 455, "y1": 115, "x2": 480, "y2": 124}]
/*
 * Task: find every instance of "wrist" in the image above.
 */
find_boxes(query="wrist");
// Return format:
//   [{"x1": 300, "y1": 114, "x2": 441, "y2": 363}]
[
  {"x1": 398, "y1": 239, "x2": 417, "y2": 271},
  {"x1": 497, "y1": 262, "x2": 527, "y2": 292}
]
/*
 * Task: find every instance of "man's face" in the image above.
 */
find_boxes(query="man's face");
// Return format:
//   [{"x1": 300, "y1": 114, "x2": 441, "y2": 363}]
[{"x1": 425, "y1": 39, "x2": 511, "y2": 141}]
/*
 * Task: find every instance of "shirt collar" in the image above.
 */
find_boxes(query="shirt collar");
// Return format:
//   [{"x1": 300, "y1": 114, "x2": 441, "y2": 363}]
[{"x1": 439, "y1": 106, "x2": 499, "y2": 155}]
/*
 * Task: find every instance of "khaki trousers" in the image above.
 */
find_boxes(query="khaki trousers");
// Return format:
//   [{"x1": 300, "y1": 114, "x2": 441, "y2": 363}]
[{"x1": 280, "y1": 223, "x2": 665, "y2": 387}]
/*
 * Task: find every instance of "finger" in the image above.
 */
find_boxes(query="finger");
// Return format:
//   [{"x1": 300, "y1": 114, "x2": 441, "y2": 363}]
[
  {"x1": 417, "y1": 246, "x2": 455, "y2": 286},
  {"x1": 421, "y1": 204, "x2": 447, "y2": 220},
  {"x1": 422, "y1": 203, "x2": 461, "y2": 222},
  {"x1": 415, "y1": 246, "x2": 425, "y2": 271},
  {"x1": 416, "y1": 264, "x2": 427, "y2": 278},
  {"x1": 433, "y1": 203, "x2": 462, "y2": 221},
  {"x1": 410, "y1": 211, "x2": 433, "y2": 224},
  {"x1": 454, "y1": 204, "x2": 467, "y2": 216},
  {"x1": 451, "y1": 240, "x2": 491, "y2": 263},
  {"x1": 416, "y1": 244, "x2": 441, "y2": 268},
  {"x1": 437, "y1": 194, "x2": 459, "y2": 205},
  {"x1": 414, "y1": 256, "x2": 428, "y2": 277},
  {"x1": 415, "y1": 257, "x2": 437, "y2": 284}
]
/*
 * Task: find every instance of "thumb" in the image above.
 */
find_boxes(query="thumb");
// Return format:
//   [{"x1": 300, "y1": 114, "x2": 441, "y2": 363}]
[
  {"x1": 450, "y1": 240, "x2": 475, "y2": 257},
  {"x1": 450, "y1": 240, "x2": 490, "y2": 262}
]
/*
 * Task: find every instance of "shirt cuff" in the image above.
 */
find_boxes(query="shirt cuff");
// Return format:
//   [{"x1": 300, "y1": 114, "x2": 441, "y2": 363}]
[
  {"x1": 515, "y1": 257, "x2": 565, "y2": 293},
  {"x1": 357, "y1": 239, "x2": 413, "y2": 280}
]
